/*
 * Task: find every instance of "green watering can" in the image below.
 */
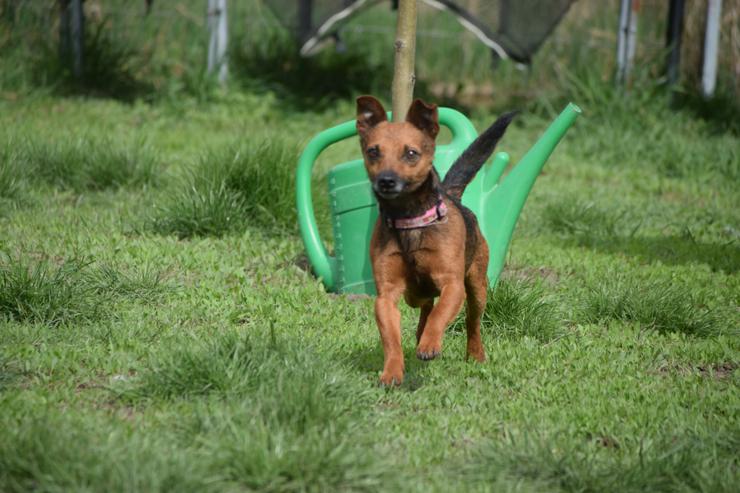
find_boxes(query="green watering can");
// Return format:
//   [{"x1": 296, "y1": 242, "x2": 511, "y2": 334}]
[{"x1": 296, "y1": 103, "x2": 581, "y2": 295}]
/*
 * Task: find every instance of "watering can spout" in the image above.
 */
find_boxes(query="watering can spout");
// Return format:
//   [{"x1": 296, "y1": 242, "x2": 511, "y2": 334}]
[
  {"x1": 481, "y1": 102, "x2": 582, "y2": 284},
  {"x1": 515, "y1": 103, "x2": 582, "y2": 175}
]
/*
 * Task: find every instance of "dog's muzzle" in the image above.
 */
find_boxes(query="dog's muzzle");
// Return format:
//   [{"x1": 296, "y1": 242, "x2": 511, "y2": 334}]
[{"x1": 374, "y1": 171, "x2": 405, "y2": 199}]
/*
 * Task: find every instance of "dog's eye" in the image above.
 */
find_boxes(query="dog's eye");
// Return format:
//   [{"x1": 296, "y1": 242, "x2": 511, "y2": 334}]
[
  {"x1": 366, "y1": 146, "x2": 380, "y2": 160},
  {"x1": 403, "y1": 147, "x2": 420, "y2": 162}
]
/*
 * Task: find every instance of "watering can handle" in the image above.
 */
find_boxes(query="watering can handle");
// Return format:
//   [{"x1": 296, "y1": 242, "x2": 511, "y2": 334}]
[{"x1": 296, "y1": 108, "x2": 477, "y2": 291}]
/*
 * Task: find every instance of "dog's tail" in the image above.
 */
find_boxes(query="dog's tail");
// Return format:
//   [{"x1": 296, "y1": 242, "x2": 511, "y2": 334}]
[{"x1": 442, "y1": 111, "x2": 518, "y2": 200}]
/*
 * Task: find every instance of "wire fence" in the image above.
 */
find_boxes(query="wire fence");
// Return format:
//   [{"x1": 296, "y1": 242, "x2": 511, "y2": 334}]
[{"x1": 1, "y1": 0, "x2": 737, "y2": 98}]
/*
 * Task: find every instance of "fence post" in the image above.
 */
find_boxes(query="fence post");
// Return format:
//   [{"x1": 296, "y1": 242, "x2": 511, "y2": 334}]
[
  {"x1": 665, "y1": 0, "x2": 685, "y2": 87},
  {"x1": 70, "y1": 0, "x2": 84, "y2": 80},
  {"x1": 298, "y1": 0, "x2": 313, "y2": 43},
  {"x1": 391, "y1": 0, "x2": 417, "y2": 121},
  {"x1": 616, "y1": 0, "x2": 638, "y2": 86},
  {"x1": 59, "y1": 0, "x2": 71, "y2": 65},
  {"x1": 702, "y1": 0, "x2": 722, "y2": 98},
  {"x1": 207, "y1": 0, "x2": 228, "y2": 84}
]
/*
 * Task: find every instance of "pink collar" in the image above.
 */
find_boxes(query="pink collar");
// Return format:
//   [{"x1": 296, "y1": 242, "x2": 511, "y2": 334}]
[{"x1": 385, "y1": 201, "x2": 448, "y2": 230}]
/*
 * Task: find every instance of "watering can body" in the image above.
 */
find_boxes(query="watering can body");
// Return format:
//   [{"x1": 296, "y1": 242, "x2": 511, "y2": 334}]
[{"x1": 296, "y1": 104, "x2": 581, "y2": 295}]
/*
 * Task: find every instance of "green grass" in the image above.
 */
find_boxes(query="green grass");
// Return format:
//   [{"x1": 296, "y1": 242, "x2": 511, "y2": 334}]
[
  {"x1": 0, "y1": 37, "x2": 738, "y2": 491},
  {"x1": 0, "y1": 254, "x2": 166, "y2": 326},
  {"x1": 451, "y1": 279, "x2": 563, "y2": 342},
  {"x1": 150, "y1": 140, "x2": 300, "y2": 238},
  {"x1": 1, "y1": 134, "x2": 157, "y2": 192},
  {"x1": 462, "y1": 430, "x2": 738, "y2": 493},
  {"x1": 0, "y1": 332, "x2": 389, "y2": 492},
  {"x1": 0, "y1": 158, "x2": 25, "y2": 215},
  {"x1": 581, "y1": 276, "x2": 722, "y2": 337},
  {"x1": 543, "y1": 198, "x2": 640, "y2": 240}
]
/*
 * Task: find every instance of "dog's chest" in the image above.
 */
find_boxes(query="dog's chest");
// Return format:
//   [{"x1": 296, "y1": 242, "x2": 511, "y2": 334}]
[{"x1": 396, "y1": 230, "x2": 441, "y2": 296}]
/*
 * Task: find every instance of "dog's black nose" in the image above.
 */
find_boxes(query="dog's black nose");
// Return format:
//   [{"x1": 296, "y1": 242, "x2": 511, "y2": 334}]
[
  {"x1": 374, "y1": 171, "x2": 403, "y2": 198},
  {"x1": 377, "y1": 176, "x2": 396, "y2": 191},
  {"x1": 375, "y1": 171, "x2": 400, "y2": 192}
]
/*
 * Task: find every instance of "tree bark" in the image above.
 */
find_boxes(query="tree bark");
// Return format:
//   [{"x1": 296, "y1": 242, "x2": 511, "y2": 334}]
[{"x1": 391, "y1": 0, "x2": 417, "y2": 122}]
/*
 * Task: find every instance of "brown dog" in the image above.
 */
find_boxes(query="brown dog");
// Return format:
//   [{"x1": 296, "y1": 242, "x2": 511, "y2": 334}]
[{"x1": 356, "y1": 96, "x2": 515, "y2": 386}]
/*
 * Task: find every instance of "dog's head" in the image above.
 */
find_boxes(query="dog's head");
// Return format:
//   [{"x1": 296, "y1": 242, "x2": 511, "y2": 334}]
[{"x1": 356, "y1": 96, "x2": 439, "y2": 201}]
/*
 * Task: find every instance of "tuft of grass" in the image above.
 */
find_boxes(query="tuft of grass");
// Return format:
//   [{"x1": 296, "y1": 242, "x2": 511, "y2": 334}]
[
  {"x1": 151, "y1": 140, "x2": 298, "y2": 238},
  {"x1": 122, "y1": 331, "x2": 352, "y2": 402},
  {"x1": 452, "y1": 279, "x2": 562, "y2": 341},
  {"x1": 542, "y1": 198, "x2": 640, "y2": 241},
  {"x1": 580, "y1": 277, "x2": 719, "y2": 337},
  {"x1": 462, "y1": 430, "x2": 739, "y2": 493},
  {"x1": 0, "y1": 157, "x2": 26, "y2": 215},
  {"x1": 119, "y1": 332, "x2": 391, "y2": 492},
  {"x1": 0, "y1": 256, "x2": 106, "y2": 326},
  {"x1": 0, "y1": 407, "x2": 202, "y2": 493},
  {"x1": 150, "y1": 180, "x2": 248, "y2": 238},
  {"x1": 92, "y1": 263, "x2": 169, "y2": 301},
  {"x1": 123, "y1": 330, "x2": 269, "y2": 400},
  {"x1": 5, "y1": 135, "x2": 158, "y2": 193},
  {"x1": 0, "y1": 255, "x2": 167, "y2": 327},
  {"x1": 483, "y1": 279, "x2": 563, "y2": 341}
]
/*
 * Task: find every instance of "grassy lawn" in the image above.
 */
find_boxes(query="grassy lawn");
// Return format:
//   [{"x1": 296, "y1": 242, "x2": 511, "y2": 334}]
[{"x1": 0, "y1": 87, "x2": 737, "y2": 492}]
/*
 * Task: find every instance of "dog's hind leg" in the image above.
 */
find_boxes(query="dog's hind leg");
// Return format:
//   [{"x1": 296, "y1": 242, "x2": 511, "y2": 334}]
[
  {"x1": 415, "y1": 300, "x2": 434, "y2": 344},
  {"x1": 464, "y1": 245, "x2": 488, "y2": 362},
  {"x1": 464, "y1": 270, "x2": 487, "y2": 362}
]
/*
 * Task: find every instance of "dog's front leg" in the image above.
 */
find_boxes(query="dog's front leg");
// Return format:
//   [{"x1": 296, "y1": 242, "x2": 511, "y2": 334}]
[
  {"x1": 416, "y1": 281, "x2": 465, "y2": 360},
  {"x1": 375, "y1": 287, "x2": 405, "y2": 385}
]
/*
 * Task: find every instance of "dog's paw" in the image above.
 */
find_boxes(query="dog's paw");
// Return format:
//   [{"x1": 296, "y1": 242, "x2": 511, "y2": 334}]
[
  {"x1": 465, "y1": 348, "x2": 486, "y2": 363},
  {"x1": 379, "y1": 371, "x2": 403, "y2": 387},
  {"x1": 416, "y1": 341, "x2": 441, "y2": 360},
  {"x1": 466, "y1": 340, "x2": 486, "y2": 362}
]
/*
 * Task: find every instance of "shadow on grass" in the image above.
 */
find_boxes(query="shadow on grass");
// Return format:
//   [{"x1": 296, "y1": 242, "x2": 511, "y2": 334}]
[
  {"x1": 541, "y1": 198, "x2": 739, "y2": 274},
  {"x1": 672, "y1": 90, "x2": 740, "y2": 136},
  {"x1": 343, "y1": 343, "x2": 430, "y2": 391},
  {"x1": 590, "y1": 235, "x2": 739, "y2": 275}
]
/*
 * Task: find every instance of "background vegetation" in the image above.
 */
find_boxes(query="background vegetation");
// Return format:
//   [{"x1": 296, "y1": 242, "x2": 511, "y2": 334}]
[{"x1": 0, "y1": 1, "x2": 737, "y2": 491}]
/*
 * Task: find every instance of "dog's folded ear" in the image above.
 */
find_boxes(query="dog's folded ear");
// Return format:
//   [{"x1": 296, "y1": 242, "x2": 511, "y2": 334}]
[
  {"x1": 356, "y1": 96, "x2": 388, "y2": 134},
  {"x1": 406, "y1": 99, "x2": 439, "y2": 139}
]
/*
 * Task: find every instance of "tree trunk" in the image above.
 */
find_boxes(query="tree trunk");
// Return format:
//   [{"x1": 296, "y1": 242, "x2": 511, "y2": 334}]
[{"x1": 391, "y1": 0, "x2": 417, "y2": 122}]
